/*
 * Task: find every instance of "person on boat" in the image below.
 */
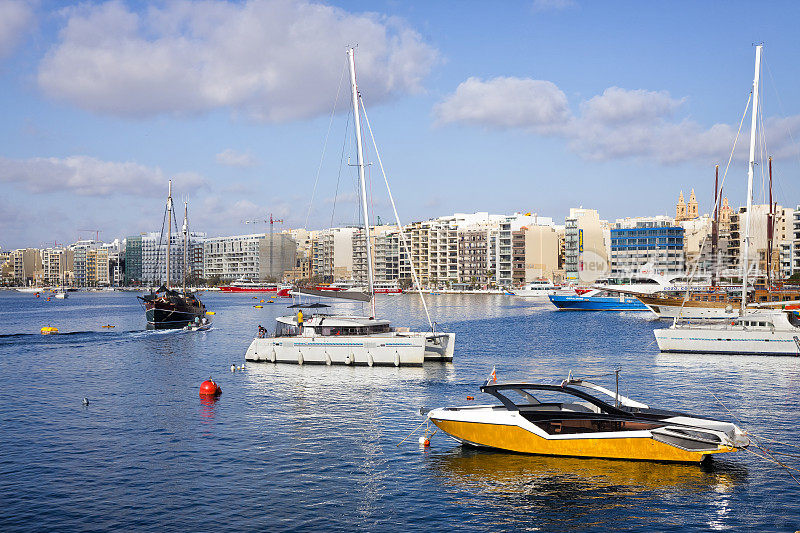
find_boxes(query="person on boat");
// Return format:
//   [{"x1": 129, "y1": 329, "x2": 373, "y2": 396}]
[
  {"x1": 297, "y1": 310, "x2": 303, "y2": 333},
  {"x1": 257, "y1": 325, "x2": 265, "y2": 338}
]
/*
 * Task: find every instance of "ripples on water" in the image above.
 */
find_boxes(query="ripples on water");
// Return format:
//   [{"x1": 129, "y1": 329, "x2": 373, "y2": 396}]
[{"x1": 1, "y1": 292, "x2": 799, "y2": 532}]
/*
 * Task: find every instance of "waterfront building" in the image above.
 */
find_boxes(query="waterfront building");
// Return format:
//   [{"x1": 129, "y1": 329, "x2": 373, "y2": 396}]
[
  {"x1": 728, "y1": 204, "x2": 791, "y2": 279},
  {"x1": 520, "y1": 223, "x2": 561, "y2": 283},
  {"x1": 564, "y1": 208, "x2": 610, "y2": 282},
  {"x1": 458, "y1": 228, "x2": 493, "y2": 287},
  {"x1": 142, "y1": 232, "x2": 205, "y2": 286},
  {"x1": 310, "y1": 227, "x2": 356, "y2": 281},
  {"x1": 496, "y1": 213, "x2": 553, "y2": 287},
  {"x1": 12, "y1": 248, "x2": 42, "y2": 286},
  {"x1": 124, "y1": 235, "x2": 143, "y2": 286},
  {"x1": 203, "y1": 232, "x2": 294, "y2": 283},
  {"x1": 610, "y1": 217, "x2": 684, "y2": 278}
]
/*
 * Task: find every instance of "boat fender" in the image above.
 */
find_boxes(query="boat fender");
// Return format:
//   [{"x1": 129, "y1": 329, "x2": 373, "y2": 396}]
[
  {"x1": 418, "y1": 436, "x2": 430, "y2": 447},
  {"x1": 199, "y1": 378, "x2": 222, "y2": 398},
  {"x1": 240, "y1": 363, "x2": 245, "y2": 371},
  {"x1": 394, "y1": 351, "x2": 400, "y2": 367},
  {"x1": 270, "y1": 349, "x2": 277, "y2": 363},
  {"x1": 367, "y1": 353, "x2": 374, "y2": 367},
  {"x1": 344, "y1": 354, "x2": 352, "y2": 365},
  {"x1": 324, "y1": 352, "x2": 332, "y2": 365},
  {"x1": 298, "y1": 351, "x2": 304, "y2": 365}
]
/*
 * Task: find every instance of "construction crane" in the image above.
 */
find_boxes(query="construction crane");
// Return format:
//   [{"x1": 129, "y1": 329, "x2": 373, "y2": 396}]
[{"x1": 78, "y1": 229, "x2": 102, "y2": 242}]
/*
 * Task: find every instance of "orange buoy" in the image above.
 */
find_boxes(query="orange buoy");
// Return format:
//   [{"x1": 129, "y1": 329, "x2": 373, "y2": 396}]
[
  {"x1": 466, "y1": 396, "x2": 474, "y2": 400},
  {"x1": 260, "y1": 299, "x2": 265, "y2": 303},
  {"x1": 423, "y1": 439, "x2": 430, "y2": 447},
  {"x1": 199, "y1": 378, "x2": 222, "y2": 398}
]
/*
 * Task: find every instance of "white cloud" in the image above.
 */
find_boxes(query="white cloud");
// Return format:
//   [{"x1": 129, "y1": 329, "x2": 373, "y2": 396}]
[
  {"x1": 216, "y1": 149, "x2": 257, "y2": 167},
  {"x1": 0, "y1": 0, "x2": 34, "y2": 59},
  {"x1": 435, "y1": 76, "x2": 800, "y2": 165},
  {"x1": 0, "y1": 155, "x2": 207, "y2": 197},
  {"x1": 37, "y1": 0, "x2": 439, "y2": 121},
  {"x1": 580, "y1": 87, "x2": 684, "y2": 125},
  {"x1": 531, "y1": 0, "x2": 577, "y2": 13},
  {"x1": 433, "y1": 76, "x2": 571, "y2": 133}
]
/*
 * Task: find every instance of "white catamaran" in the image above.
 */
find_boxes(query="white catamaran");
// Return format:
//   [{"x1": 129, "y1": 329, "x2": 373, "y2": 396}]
[
  {"x1": 655, "y1": 45, "x2": 800, "y2": 356},
  {"x1": 245, "y1": 48, "x2": 455, "y2": 366}
]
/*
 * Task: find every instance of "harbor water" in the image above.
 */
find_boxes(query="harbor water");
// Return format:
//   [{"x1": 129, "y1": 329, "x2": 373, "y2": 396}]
[{"x1": 1, "y1": 291, "x2": 799, "y2": 532}]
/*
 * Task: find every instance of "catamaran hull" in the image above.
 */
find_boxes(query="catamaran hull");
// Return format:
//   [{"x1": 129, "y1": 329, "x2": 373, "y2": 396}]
[
  {"x1": 655, "y1": 328, "x2": 800, "y2": 355},
  {"x1": 424, "y1": 332, "x2": 455, "y2": 362},
  {"x1": 245, "y1": 336, "x2": 428, "y2": 366}
]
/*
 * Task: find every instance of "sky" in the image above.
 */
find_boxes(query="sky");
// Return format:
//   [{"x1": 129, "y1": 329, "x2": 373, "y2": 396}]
[{"x1": 2, "y1": 0, "x2": 800, "y2": 249}]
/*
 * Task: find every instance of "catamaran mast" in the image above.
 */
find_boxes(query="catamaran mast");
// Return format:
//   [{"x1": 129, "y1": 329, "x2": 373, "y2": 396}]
[
  {"x1": 347, "y1": 47, "x2": 376, "y2": 317},
  {"x1": 166, "y1": 180, "x2": 173, "y2": 289},
  {"x1": 741, "y1": 44, "x2": 762, "y2": 314},
  {"x1": 183, "y1": 200, "x2": 188, "y2": 293}
]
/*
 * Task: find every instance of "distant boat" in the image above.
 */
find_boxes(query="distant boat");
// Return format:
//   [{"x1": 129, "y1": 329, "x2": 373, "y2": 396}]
[
  {"x1": 138, "y1": 182, "x2": 207, "y2": 329},
  {"x1": 512, "y1": 279, "x2": 557, "y2": 299},
  {"x1": 549, "y1": 290, "x2": 648, "y2": 311},
  {"x1": 219, "y1": 278, "x2": 292, "y2": 296}
]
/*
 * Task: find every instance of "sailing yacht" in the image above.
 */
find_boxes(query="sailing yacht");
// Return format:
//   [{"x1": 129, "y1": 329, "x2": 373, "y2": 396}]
[
  {"x1": 245, "y1": 48, "x2": 454, "y2": 366},
  {"x1": 138, "y1": 182, "x2": 207, "y2": 329},
  {"x1": 654, "y1": 45, "x2": 800, "y2": 355}
]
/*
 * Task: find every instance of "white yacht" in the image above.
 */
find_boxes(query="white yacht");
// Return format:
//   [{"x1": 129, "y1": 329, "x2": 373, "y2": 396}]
[
  {"x1": 512, "y1": 279, "x2": 557, "y2": 299},
  {"x1": 245, "y1": 47, "x2": 455, "y2": 367},
  {"x1": 654, "y1": 45, "x2": 794, "y2": 355},
  {"x1": 655, "y1": 309, "x2": 800, "y2": 356}
]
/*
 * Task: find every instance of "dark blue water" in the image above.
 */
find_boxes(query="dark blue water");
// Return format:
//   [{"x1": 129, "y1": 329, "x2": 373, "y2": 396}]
[{"x1": 1, "y1": 291, "x2": 799, "y2": 532}]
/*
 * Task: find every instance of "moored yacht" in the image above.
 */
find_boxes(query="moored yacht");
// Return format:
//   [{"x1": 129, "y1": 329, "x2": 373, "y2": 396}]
[
  {"x1": 512, "y1": 279, "x2": 557, "y2": 299},
  {"x1": 427, "y1": 375, "x2": 749, "y2": 462},
  {"x1": 245, "y1": 48, "x2": 455, "y2": 367},
  {"x1": 549, "y1": 289, "x2": 648, "y2": 311}
]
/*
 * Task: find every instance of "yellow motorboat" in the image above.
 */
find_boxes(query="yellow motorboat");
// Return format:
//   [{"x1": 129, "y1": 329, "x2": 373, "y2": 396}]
[
  {"x1": 254, "y1": 305, "x2": 263, "y2": 309},
  {"x1": 40, "y1": 326, "x2": 59, "y2": 335},
  {"x1": 427, "y1": 375, "x2": 749, "y2": 463}
]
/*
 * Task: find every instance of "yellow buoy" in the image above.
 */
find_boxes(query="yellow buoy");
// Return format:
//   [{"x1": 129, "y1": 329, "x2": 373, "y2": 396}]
[
  {"x1": 254, "y1": 305, "x2": 263, "y2": 309},
  {"x1": 260, "y1": 299, "x2": 265, "y2": 303},
  {"x1": 40, "y1": 326, "x2": 59, "y2": 335},
  {"x1": 206, "y1": 311, "x2": 215, "y2": 315}
]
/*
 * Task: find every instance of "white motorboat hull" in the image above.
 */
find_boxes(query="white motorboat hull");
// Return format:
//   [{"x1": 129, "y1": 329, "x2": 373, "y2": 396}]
[
  {"x1": 246, "y1": 334, "x2": 429, "y2": 366},
  {"x1": 511, "y1": 290, "x2": 556, "y2": 299},
  {"x1": 642, "y1": 302, "x2": 736, "y2": 320},
  {"x1": 655, "y1": 327, "x2": 800, "y2": 355}
]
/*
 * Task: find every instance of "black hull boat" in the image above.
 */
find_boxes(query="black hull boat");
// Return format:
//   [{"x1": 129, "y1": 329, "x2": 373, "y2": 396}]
[{"x1": 139, "y1": 286, "x2": 206, "y2": 330}]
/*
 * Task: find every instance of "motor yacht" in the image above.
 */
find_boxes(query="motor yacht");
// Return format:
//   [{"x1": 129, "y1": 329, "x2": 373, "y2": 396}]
[
  {"x1": 549, "y1": 289, "x2": 649, "y2": 311},
  {"x1": 512, "y1": 279, "x2": 558, "y2": 299},
  {"x1": 427, "y1": 376, "x2": 749, "y2": 463}
]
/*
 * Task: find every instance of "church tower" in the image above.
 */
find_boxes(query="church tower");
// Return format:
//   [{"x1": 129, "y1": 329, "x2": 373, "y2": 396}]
[
  {"x1": 676, "y1": 191, "x2": 687, "y2": 221},
  {"x1": 719, "y1": 197, "x2": 732, "y2": 234},
  {"x1": 688, "y1": 189, "x2": 699, "y2": 219}
]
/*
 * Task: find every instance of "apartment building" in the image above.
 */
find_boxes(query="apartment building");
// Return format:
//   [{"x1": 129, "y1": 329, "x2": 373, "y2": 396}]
[
  {"x1": 610, "y1": 217, "x2": 685, "y2": 278},
  {"x1": 564, "y1": 208, "x2": 609, "y2": 282}
]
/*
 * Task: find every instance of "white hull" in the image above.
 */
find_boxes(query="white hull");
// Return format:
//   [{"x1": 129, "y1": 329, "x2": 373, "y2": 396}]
[
  {"x1": 512, "y1": 290, "x2": 556, "y2": 299},
  {"x1": 643, "y1": 303, "x2": 736, "y2": 320},
  {"x1": 655, "y1": 327, "x2": 800, "y2": 356},
  {"x1": 54, "y1": 292, "x2": 68, "y2": 299},
  {"x1": 246, "y1": 332, "x2": 454, "y2": 366}
]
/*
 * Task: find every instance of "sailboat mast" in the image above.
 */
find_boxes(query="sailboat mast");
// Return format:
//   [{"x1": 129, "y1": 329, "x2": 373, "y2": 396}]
[
  {"x1": 166, "y1": 180, "x2": 173, "y2": 289},
  {"x1": 711, "y1": 165, "x2": 719, "y2": 288},
  {"x1": 183, "y1": 200, "x2": 189, "y2": 293},
  {"x1": 347, "y1": 47, "x2": 376, "y2": 317},
  {"x1": 741, "y1": 44, "x2": 762, "y2": 313}
]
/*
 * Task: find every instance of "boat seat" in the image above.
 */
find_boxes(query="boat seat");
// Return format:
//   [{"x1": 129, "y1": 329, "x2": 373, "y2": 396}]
[{"x1": 561, "y1": 403, "x2": 599, "y2": 413}]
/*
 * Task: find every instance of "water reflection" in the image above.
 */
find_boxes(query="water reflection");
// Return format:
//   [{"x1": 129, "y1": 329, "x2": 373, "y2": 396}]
[{"x1": 427, "y1": 447, "x2": 747, "y2": 529}]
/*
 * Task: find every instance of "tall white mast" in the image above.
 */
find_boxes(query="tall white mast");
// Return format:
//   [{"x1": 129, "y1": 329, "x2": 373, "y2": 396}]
[
  {"x1": 166, "y1": 180, "x2": 173, "y2": 289},
  {"x1": 741, "y1": 44, "x2": 762, "y2": 314},
  {"x1": 182, "y1": 199, "x2": 188, "y2": 293},
  {"x1": 347, "y1": 47, "x2": 376, "y2": 317}
]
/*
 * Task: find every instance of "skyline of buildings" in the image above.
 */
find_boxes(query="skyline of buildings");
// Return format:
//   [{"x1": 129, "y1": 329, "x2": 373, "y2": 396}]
[{"x1": 3, "y1": 190, "x2": 799, "y2": 289}]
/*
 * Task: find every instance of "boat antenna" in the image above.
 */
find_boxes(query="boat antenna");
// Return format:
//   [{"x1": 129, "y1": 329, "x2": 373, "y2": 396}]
[
  {"x1": 347, "y1": 47, "x2": 376, "y2": 318},
  {"x1": 742, "y1": 44, "x2": 762, "y2": 314},
  {"x1": 166, "y1": 180, "x2": 173, "y2": 289}
]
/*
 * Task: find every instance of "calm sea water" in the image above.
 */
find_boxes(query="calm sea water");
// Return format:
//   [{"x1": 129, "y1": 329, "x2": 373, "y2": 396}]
[{"x1": 1, "y1": 291, "x2": 799, "y2": 532}]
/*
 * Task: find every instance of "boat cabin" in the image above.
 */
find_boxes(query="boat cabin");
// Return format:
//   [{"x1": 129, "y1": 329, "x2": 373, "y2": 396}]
[{"x1": 274, "y1": 314, "x2": 393, "y2": 337}]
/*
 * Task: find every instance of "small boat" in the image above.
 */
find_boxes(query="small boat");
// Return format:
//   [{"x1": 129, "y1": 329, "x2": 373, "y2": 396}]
[
  {"x1": 101, "y1": 324, "x2": 115, "y2": 329},
  {"x1": 184, "y1": 318, "x2": 212, "y2": 332},
  {"x1": 549, "y1": 290, "x2": 648, "y2": 311},
  {"x1": 254, "y1": 305, "x2": 263, "y2": 309},
  {"x1": 427, "y1": 375, "x2": 749, "y2": 463},
  {"x1": 40, "y1": 326, "x2": 59, "y2": 335},
  {"x1": 512, "y1": 279, "x2": 558, "y2": 299},
  {"x1": 219, "y1": 278, "x2": 292, "y2": 296}
]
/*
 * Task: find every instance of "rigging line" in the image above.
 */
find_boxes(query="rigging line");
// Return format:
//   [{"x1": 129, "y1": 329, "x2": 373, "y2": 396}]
[
  {"x1": 744, "y1": 431, "x2": 800, "y2": 450},
  {"x1": 306, "y1": 60, "x2": 347, "y2": 229},
  {"x1": 743, "y1": 445, "x2": 800, "y2": 486},
  {"x1": 330, "y1": 108, "x2": 351, "y2": 229},
  {"x1": 359, "y1": 95, "x2": 434, "y2": 330},
  {"x1": 677, "y1": 92, "x2": 752, "y2": 313},
  {"x1": 153, "y1": 200, "x2": 169, "y2": 287}
]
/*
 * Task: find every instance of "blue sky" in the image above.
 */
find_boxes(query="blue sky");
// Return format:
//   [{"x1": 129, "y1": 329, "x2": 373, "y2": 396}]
[{"x1": 1, "y1": 0, "x2": 799, "y2": 249}]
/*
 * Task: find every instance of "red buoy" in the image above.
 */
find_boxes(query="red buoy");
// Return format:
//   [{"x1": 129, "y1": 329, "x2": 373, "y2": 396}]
[{"x1": 199, "y1": 378, "x2": 221, "y2": 398}]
